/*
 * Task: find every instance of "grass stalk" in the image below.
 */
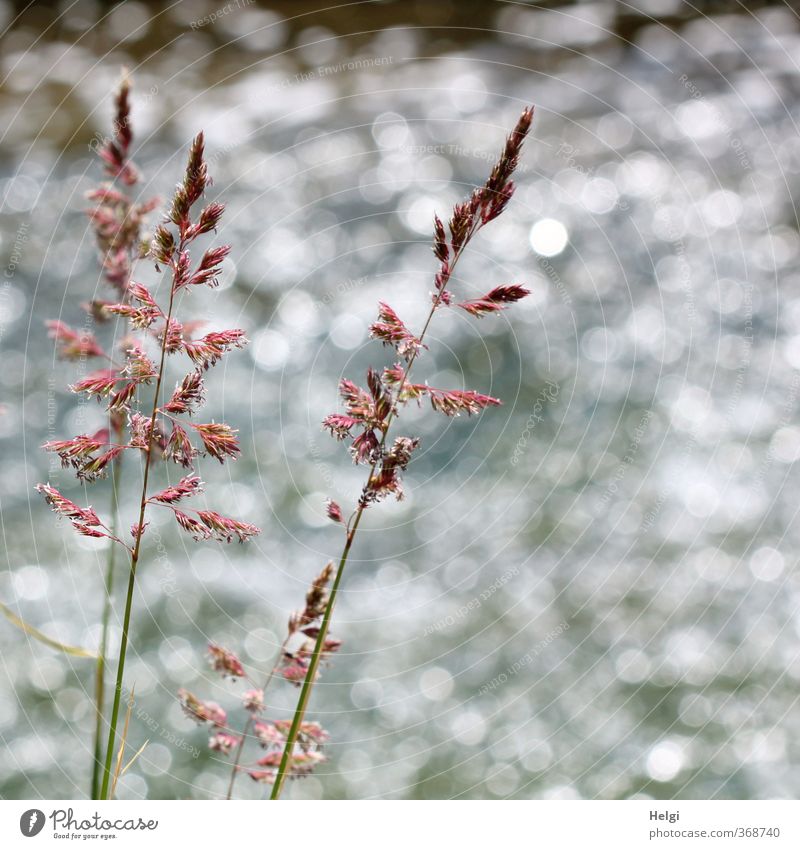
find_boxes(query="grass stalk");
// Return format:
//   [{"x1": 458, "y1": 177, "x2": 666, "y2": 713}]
[{"x1": 99, "y1": 282, "x2": 178, "y2": 800}]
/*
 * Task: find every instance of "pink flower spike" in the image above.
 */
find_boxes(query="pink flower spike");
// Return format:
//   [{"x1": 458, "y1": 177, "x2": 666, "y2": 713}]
[
  {"x1": 209, "y1": 730, "x2": 240, "y2": 756},
  {"x1": 123, "y1": 343, "x2": 157, "y2": 383},
  {"x1": 478, "y1": 107, "x2": 534, "y2": 223},
  {"x1": 247, "y1": 717, "x2": 329, "y2": 782},
  {"x1": 381, "y1": 363, "x2": 429, "y2": 405},
  {"x1": 456, "y1": 284, "x2": 530, "y2": 317},
  {"x1": 369, "y1": 302, "x2": 425, "y2": 361},
  {"x1": 173, "y1": 509, "x2": 211, "y2": 540},
  {"x1": 43, "y1": 433, "x2": 107, "y2": 469},
  {"x1": 107, "y1": 381, "x2": 137, "y2": 412},
  {"x1": 85, "y1": 186, "x2": 128, "y2": 205},
  {"x1": 427, "y1": 387, "x2": 502, "y2": 417},
  {"x1": 322, "y1": 413, "x2": 360, "y2": 440},
  {"x1": 333, "y1": 372, "x2": 390, "y2": 429},
  {"x1": 183, "y1": 329, "x2": 247, "y2": 370},
  {"x1": 184, "y1": 132, "x2": 208, "y2": 206},
  {"x1": 150, "y1": 475, "x2": 203, "y2": 505},
  {"x1": 273, "y1": 719, "x2": 329, "y2": 746},
  {"x1": 196, "y1": 510, "x2": 260, "y2": 544},
  {"x1": 177, "y1": 689, "x2": 226, "y2": 726},
  {"x1": 166, "y1": 423, "x2": 196, "y2": 468},
  {"x1": 208, "y1": 643, "x2": 245, "y2": 679},
  {"x1": 247, "y1": 769, "x2": 276, "y2": 784},
  {"x1": 383, "y1": 373, "x2": 502, "y2": 417},
  {"x1": 46, "y1": 321, "x2": 107, "y2": 360},
  {"x1": 242, "y1": 689, "x2": 265, "y2": 713},
  {"x1": 130, "y1": 522, "x2": 148, "y2": 539},
  {"x1": 128, "y1": 282, "x2": 158, "y2": 307},
  {"x1": 35, "y1": 483, "x2": 104, "y2": 536},
  {"x1": 323, "y1": 636, "x2": 343, "y2": 654},
  {"x1": 254, "y1": 719, "x2": 284, "y2": 747},
  {"x1": 128, "y1": 411, "x2": 156, "y2": 450},
  {"x1": 70, "y1": 369, "x2": 121, "y2": 398},
  {"x1": 74, "y1": 526, "x2": 107, "y2": 539},
  {"x1": 163, "y1": 371, "x2": 205, "y2": 415},
  {"x1": 186, "y1": 202, "x2": 225, "y2": 240},
  {"x1": 104, "y1": 302, "x2": 160, "y2": 329},
  {"x1": 350, "y1": 429, "x2": 379, "y2": 464},
  {"x1": 362, "y1": 436, "x2": 420, "y2": 505},
  {"x1": 326, "y1": 499, "x2": 344, "y2": 524},
  {"x1": 279, "y1": 661, "x2": 308, "y2": 685},
  {"x1": 150, "y1": 225, "x2": 175, "y2": 265},
  {"x1": 255, "y1": 749, "x2": 325, "y2": 777},
  {"x1": 338, "y1": 378, "x2": 374, "y2": 417},
  {"x1": 159, "y1": 318, "x2": 185, "y2": 353},
  {"x1": 187, "y1": 245, "x2": 231, "y2": 288},
  {"x1": 433, "y1": 214, "x2": 449, "y2": 263},
  {"x1": 192, "y1": 422, "x2": 240, "y2": 463},
  {"x1": 96, "y1": 76, "x2": 138, "y2": 184},
  {"x1": 76, "y1": 445, "x2": 126, "y2": 482}
]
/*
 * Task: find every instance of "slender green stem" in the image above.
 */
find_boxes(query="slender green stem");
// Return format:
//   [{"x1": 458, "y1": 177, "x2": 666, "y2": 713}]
[
  {"x1": 226, "y1": 717, "x2": 253, "y2": 801},
  {"x1": 269, "y1": 523, "x2": 358, "y2": 799},
  {"x1": 90, "y1": 438, "x2": 123, "y2": 799},
  {"x1": 99, "y1": 279, "x2": 178, "y2": 800},
  {"x1": 269, "y1": 230, "x2": 478, "y2": 800},
  {"x1": 91, "y1": 223, "x2": 141, "y2": 799}
]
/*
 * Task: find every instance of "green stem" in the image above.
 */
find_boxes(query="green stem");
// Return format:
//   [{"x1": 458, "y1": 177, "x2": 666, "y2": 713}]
[
  {"x1": 269, "y1": 522, "x2": 359, "y2": 799},
  {"x1": 91, "y1": 223, "x2": 140, "y2": 799},
  {"x1": 99, "y1": 280, "x2": 178, "y2": 800},
  {"x1": 91, "y1": 441, "x2": 123, "y2": 799},
  {"x1": 226, "y1": 716, "x2": 253, "y2": 801},
  {"x1": 269, "y1": 230, "x2": 478, "y2": 800}
]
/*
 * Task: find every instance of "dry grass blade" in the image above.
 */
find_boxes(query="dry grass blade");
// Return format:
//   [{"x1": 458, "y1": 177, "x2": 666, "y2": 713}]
[
  {"x1": 110, "y1": 685, "x2": 135, "y2": 798},
  {"x1": 0, "y1": 600, "x2": 97, "y2": 658},
  {"x1": 119, "y1": 740, "x2": 148, "y2": 781}
]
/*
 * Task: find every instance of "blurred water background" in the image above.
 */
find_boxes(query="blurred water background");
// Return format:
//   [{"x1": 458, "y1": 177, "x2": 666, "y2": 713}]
[{"x1": 1, "y1": 0, "x2": 800, "y2": 800}]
